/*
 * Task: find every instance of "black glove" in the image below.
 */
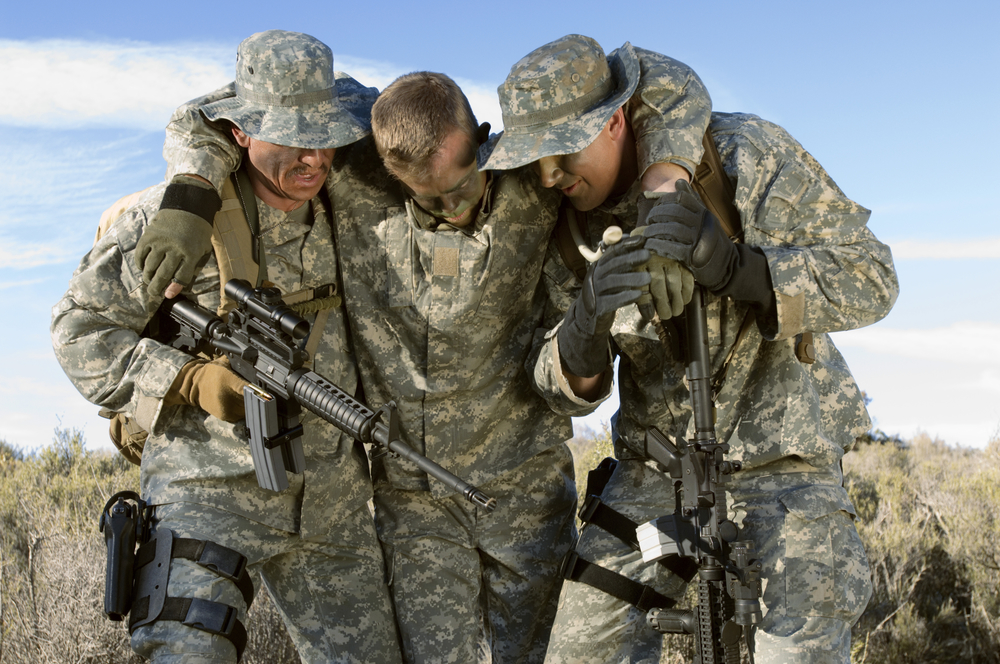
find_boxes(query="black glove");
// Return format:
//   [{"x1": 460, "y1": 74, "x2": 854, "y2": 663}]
[
  {"x1": 557, "y1": 235, "x2": 650, "y2": 378},
  {"x1": 135, "y1": 176, "x2": 222, "y2": 296},
  {"x1": 638, "y1": 180, "x2": 774, "y2": 310}
]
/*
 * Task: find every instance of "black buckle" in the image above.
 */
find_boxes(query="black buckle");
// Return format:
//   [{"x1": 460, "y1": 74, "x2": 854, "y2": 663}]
[
  {"x1": 183, "y1": 597, "x2": 238, "y2": 637},
  {"x1": 197, "y1": 541, "x2": 247, "y2": 583},
  {"x1": 559, "y1": 550, "x2": 580, "y2": 580},
  {"x1": 578, "y1": 494, "x2": 602, "y2": 523}
]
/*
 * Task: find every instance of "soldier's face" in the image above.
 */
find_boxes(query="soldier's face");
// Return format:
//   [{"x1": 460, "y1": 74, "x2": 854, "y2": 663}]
[
  {"x1": 400, "y1": 128, "x2": 487, "y2": 228},
  {"x1": 535, "y1": 109, "x2": 627, "y2": 212},
  {"x1": 233, "y1": 128, "x2": 334, "y2": 211}
]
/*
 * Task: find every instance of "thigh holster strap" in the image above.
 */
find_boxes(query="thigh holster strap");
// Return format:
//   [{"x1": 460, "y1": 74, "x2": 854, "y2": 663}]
[
  {"x1": 129, "y1": 529, "x2": 253, "y2": 660},
  {"x1": 560, "y1": 550, "x2": 677, "y2": 613},
  {"x1": 130, "y1": 595, "x2": 248, "y2": 660},
  {"x1": 134, "y1": 533, "x2": 255, "y2": 609},
  {"x1": 578, "y1": 496, "x2": 699, "y2": 583}
]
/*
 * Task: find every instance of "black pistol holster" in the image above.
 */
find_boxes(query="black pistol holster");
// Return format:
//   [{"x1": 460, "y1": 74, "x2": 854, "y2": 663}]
[{"x1": 99, "y1": 492, "x2": 256, "y2": 660}]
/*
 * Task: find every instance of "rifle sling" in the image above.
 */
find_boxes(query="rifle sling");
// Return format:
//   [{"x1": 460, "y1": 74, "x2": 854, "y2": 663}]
[
  {"x1": 579, "y1": 494, "x2": 699, "y2": 584},
  {"x1": 561, "y1": 551, "x2": 677, "y2": 613}
]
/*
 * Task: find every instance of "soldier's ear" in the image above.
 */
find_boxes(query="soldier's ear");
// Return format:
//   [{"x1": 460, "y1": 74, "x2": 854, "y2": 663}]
[
  {"x1": 232, "y1": 126, "x2": 251, "y2": 149},
  {"x1": 476, "y1": 122, "x2": 492, "y2": 146},
  {"x1": 606, "y1": 107, "x2": 627, "y2": 140}
]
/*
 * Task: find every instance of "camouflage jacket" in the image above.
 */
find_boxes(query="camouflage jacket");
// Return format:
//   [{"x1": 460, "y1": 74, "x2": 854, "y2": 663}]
[
  {"x1": 532, "y1": 112, "x2": 900, "y2": 471},
  {"x1": 159, "y1": 54, "x2": 711, "y2": 496},
  {"x1": 50, "y1": 185, "x2": 370, "y2": 539}
]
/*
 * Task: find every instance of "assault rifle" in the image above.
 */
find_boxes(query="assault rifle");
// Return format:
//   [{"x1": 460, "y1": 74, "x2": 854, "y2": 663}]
[
  {"x1": 636, "y1": 287, "x2": 763, "y2": 663},
  {"x1": 162, "y1": 278, "x2": 496, "y2": 512}
]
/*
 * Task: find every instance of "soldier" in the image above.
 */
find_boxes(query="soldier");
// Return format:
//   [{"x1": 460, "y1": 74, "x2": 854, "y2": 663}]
[
  {"x1": 134, "y1": 55, "x2": 712, "y2": 662},
  {"x1": 483, "y1": 35, "x2": 899, "y2": 664},
  {"x1": 51, "y1": 31, "x2": 401, "y2": 664}
]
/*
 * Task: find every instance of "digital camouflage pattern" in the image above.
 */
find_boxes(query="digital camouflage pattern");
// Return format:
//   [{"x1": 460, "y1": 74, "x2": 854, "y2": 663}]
[
  {"x1": 132, "y1": 501, "x2": 399, "y2": 663},
  {"x1": 376, "y1": 445, "x2": 576, "y2": 664},
  {"x1": 156, "y1": 49, "x2": 713, "y2": 660},
  {"x1": 483, "y1": 34, "x2": 712, "y2": 178},
  {"x1": 200, "y1": 30, "x2": 370, "y2": 150},
  {"x1": 51, "y1": 184, "x2": 401, "y2": 663},
  {"x1": 533, "y1": 112, "x2": 898, "y2": 663},
  {"x1": 160, "y1": 94, "x2": 578, "y2": 662}
]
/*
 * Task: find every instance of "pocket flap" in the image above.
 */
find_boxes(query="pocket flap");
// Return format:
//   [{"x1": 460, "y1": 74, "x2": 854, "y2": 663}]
[{"x1": 778, "y1": 484, "x2": 856, "y2": 521}]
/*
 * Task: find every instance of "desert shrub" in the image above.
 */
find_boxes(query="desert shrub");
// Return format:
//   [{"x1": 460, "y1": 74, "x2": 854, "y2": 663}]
[
  {"x1": 847, "y1": 433, "x2": 1000, "y2": 663},
  {"x1": 0, "y1": 429, "x2": 299, "y2": 664}
]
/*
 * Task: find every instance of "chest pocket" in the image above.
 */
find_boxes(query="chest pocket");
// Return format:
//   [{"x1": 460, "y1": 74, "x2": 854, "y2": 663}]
[{"x1": 474, "y1": 219, "x2": 551, "y2": 319}]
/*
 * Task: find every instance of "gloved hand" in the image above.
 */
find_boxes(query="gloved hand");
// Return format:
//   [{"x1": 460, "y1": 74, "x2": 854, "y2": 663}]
[
  {"x1": 557, "y1": 235, "x2": 650, "y2": 378},
  {"x1": 135, "y1": 176, "x2": 221, "y2": 297},
  {"x1": 636, "y1": 179, "x2": 737, "y2": 291},
  {"x1": 638, "y1": 180, "x2": 775, "y2": 312},
  {"x1": 630, "y1": 228, "x2": 694, "y2": 321},
  {"x1": 164, "y1": 355, "x2": 250, "y2": 422}
]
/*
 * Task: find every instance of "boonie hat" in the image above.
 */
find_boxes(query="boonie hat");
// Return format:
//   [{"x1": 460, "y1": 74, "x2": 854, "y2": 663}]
[
  {"x1": 203, "y1": 30, "x2": 369, "y2": 150},
  {"x1": 482, "y1": 34, "x2": 640, "y2": 171}
]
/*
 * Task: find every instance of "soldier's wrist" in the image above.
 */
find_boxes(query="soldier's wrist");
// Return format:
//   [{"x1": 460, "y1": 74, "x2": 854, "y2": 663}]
[{"x1": 160, "y1": 175, "x2": 222, "y2": 225}]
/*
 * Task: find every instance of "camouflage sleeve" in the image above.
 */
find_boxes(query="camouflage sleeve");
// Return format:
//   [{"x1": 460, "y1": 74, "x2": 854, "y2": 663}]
[
  {"x1": 725, "y1": 115, "x2": 899, "y2": 340},
  {"x1": 625, "y1": 47, "x2": 713, "y2": 178},
  {"x1": 163, "y1": 82, "x2": 242, "y2": 192},
  {"x1": 50, "y1": 197, "x2": 216, "y2": 434},
  {"x1": 525, "y1": 238, "x2": 614, "y2": 416}
]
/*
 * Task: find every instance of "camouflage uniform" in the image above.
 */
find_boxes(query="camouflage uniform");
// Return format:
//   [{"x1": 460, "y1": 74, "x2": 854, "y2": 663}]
[
  {"x1": 161, "y1": 94, "x2": 580, "y2": 664},
  {"x1": 538, "y1": 114, "x2": 896, "y2": 663},
  {"x1": 50, "y1": 32, "x2": 400, "y2": 664},
  {"x1": 487, "y1": 37, "x2": 899, "y2": 664},
  {"x1": 156, "y1": 38, "x2": 709, "y2": 662}
]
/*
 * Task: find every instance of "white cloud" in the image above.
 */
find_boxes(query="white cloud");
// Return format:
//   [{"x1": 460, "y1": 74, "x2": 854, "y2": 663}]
[
  {"x1": 0, "y1": 39, "x2": 234, "y2": 130},
  {"x1": 0, "y1": 278, "x2": 46, "y2": 290},
  {"x1": 889, "y1": 237, "x2": 1000, "y2": 259},
  {"x1": 832, "y1": 322, "x2": 1000, "y2": 367},
  {"x1": 0, "y1": 40, "x2": 504, "y2": 133}
]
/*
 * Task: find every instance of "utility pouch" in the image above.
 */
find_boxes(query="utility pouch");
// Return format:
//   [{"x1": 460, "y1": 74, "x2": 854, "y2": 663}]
[{"x1": 98, "y1": 491, "x2": 149, "y2": 620}]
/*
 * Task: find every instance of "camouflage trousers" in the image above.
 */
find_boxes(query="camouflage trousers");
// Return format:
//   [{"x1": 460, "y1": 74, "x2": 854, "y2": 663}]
[
  {"x1": 131, "y1": 501, "x2": 401, "y2": 664},
  {"x1": 374, "y1": 444, "x2": 578, "y2": 664},
  {"x1": 544, "y1": 456, "x2": 872, "y2": 664}
]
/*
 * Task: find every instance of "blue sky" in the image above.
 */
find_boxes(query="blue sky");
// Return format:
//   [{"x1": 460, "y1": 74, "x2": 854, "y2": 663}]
[{"x1": 2, "y1": 1, "x2": 998, "y2": 452}]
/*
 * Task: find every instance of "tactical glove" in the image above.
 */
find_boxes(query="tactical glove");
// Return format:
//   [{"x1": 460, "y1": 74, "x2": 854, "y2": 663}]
[
  {"x1": 630, "y1": 228, "x2": 694, "y2": 321},
  {"x1": 637, "y1": 180, "x2": 774, "y2": 309},
  {"x1": 164, "y1": 356, "x2": 249, "y2": 422},
  {"x1": 557, "y1": 235, "x2": 650, "y2": 378},
  {"x1": 135, "y1": 176, "x2": 221, "y2": 297}
]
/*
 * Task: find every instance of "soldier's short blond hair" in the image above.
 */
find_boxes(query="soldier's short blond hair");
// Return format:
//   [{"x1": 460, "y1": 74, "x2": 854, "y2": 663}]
[{"x1": 372, "y1": 72, "x2": 479, "y2": 180}]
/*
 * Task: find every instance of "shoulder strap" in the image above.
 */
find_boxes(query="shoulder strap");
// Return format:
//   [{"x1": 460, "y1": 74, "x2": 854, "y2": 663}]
[
  {"x1": 554, "y1": 206, "x2": 590, "y2": 281},
  {"x1": 213, "y1": 172, "x2": 264, "y2": 315},
  {"x1": 692, "y1": 128, "x2": 742, "y2": 242}
]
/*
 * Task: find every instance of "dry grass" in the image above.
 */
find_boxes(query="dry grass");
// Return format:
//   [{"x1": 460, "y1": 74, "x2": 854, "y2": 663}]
[{"x1": 4, "y1": 427, "x2": 999, "y2": 663}]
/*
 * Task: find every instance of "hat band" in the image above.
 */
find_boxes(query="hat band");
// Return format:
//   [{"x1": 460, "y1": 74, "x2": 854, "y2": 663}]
[
  {"x1": 501, "y1": 75, "x2": 614, "y2": 132},
  {"x1": 236, "y1": 83, "x2": 336, "y2": 108}
]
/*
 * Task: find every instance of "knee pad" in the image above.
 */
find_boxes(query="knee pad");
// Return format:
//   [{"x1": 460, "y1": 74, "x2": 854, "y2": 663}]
[{"x1": 129, "y1": 529, "x2": 255, "y2": 661}]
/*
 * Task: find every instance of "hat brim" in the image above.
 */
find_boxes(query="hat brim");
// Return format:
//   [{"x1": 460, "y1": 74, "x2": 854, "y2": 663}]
[
  {"x1": 482, "y1": 42, "x2": 640, "y2": 172},
  {"x1": 203, "y1": 91, "x2": 370, "y2": 150}
]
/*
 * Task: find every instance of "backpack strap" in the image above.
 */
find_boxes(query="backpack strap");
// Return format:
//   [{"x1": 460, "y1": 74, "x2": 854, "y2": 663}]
[
  {"x1": 215, "y1": 170, "x2": 265, "y2": 315},
  {"x1": 692, "y1": 128, "x2": 742, "y2": 242},
  {"x1": 554, "y1": 205, "x2": 590, "y2": 281}
]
